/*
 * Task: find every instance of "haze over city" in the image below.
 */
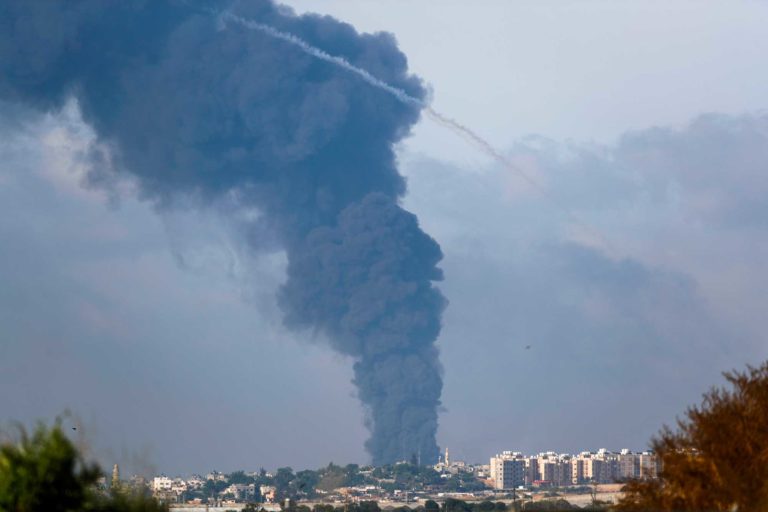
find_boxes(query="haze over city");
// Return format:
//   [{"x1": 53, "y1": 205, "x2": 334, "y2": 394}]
[{"x1": 2, "y1": 0, "x2": 767, "y2": 479}]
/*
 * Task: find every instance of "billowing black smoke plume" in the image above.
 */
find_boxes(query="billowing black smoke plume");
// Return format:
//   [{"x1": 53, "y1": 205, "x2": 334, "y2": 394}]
[{"x1": 0, "y1": 0, "x2": 445, "y2": 464}]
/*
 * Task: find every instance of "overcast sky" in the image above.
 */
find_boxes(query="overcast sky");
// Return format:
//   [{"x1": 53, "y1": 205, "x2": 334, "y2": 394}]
[{"x1": 2, "y1": 0, "x2": 768, "y2": 475}]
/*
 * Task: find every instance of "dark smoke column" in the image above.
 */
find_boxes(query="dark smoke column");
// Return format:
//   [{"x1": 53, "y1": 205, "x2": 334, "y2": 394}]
[
  {"x1": 280, "y1": 194, "x2": 446, "y2": 465},
  {"x1": 0, "y1": 0, "x2": 446, "y2": 464}
]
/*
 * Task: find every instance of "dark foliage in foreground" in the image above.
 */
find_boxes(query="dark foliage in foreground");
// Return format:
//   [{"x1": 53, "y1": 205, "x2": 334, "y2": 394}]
[
  {"x1": 0, "y1": 420, "x2": 166, "y2": 512},
  {"x1": 616, "y1": 361, "x2": 768, "y2": 511}
]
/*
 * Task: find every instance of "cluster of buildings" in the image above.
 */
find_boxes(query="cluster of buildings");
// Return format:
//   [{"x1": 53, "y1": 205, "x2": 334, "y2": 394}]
[
  {"x1": 433, "y1": 448, "x2": 469, "y2": 474},
  {"x1": 120, "y1": 446, "x2": 658, "y2": 506},
  {"x1": 489, "y1": 449, "x2": 659, "y2": 489},
  {"x1": 150, "y1": 471, "x2": 277, "y2": 506}
]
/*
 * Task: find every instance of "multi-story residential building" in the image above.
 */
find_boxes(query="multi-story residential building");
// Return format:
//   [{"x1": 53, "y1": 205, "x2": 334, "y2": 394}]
[
  {"x1": 569, "y1": 449, "x2": 619, "y2": 483},
  {"x1": 538, "y1": 459, "x2": 555, "y2": 484},
  {"x1": 566, "y1": 449, "x2": 656, "y2": 484},
  {"x1": 490, "y1": 451, "x2": 526, "y2": 489},
  {"x1": 639, "y1": 451, "x2": 660, "y2": 478},
  {"x1": 596, "y1": 449, "x2": 620, "y2": 483},
  {"x1": 577, "y1": 454, "x2": 601, "y2": 483},
  {"x1": 532, "y1": 452, "x2": 572, "y2": 487},
  {"x1": 571, "y1": 451, "x2": 612, "y2": 484},
  {"x1": 618, "y1": 449, "x2": 640, "y2": 479},
  {"x1": 493, "y1": 451, "x2": 576, "y2": 488},
  {"x1": 571, "y1": 456, "x2": 585, "y2": 484},
  {"x1": 552, "y1": 457, "x2": 572, "y2": 487},
  {"x1": 524, "y1": 457, "x2": 538, "y2": 486}
]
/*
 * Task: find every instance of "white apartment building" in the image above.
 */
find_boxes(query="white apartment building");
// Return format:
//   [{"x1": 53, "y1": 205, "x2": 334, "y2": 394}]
[
  {"x1": 490, "y1": 451, "x2": 526, "y2": 489},
  {"x1": 152, "y1": 476, "x2": 173, "y2": 492},
  {"x1": 492, "y1": 448, "x2": 660, "y2": 488}
]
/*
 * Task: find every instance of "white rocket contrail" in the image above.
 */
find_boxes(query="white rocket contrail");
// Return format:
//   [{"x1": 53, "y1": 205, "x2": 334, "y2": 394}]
[
  {"x1": 220, "y1": 13, "x2": 422, "y2": 107},
  {"x1": 220, "y1": 12, "x2": 614, "y2": 252},
  {"x1": 423, "y1": 108, "x2": 615, "y2": 250},
  {"x1": 220, "y1": 13, "x2": 537, "y2": 183}
]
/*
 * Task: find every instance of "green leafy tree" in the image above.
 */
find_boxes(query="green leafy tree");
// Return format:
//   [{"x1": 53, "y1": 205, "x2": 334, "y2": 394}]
[
  {"x1": 0, "y1": 420, "x2": 100, "y2": 512},
  {"x1": 521, "y1": 499, "x2": 575, "y2": 511},
  {"x1": 254, "y1": 467, "x2": 273, "y2": 489},
  {"x1": 274, "y1": 467, "x2": 295, "y2": 499},
  {"x1": 203, "y1": 478, "x2": 229, "y2": 498},
  {"x1": 357, "y1": 501, "x2": 381, "y2": 512},
  {"x1": 443, "y1": 498, "x2": 472, "y2": 512},
  {"x1": 293, "y1": 469, "x2": 318, "y2": 496},
  {"x1": 227, "y1": 470, "x2": 251, "y2": 485},
  {"x1": 616, "y1": 361, "x2": 768, "y2": 512},
  {"x1": 317, "y1": 464, "x2": 346, "y2": 492},
  {"x1": 90, "y1": 488, "x2": 168, "y2": 512},
  {"x1": 476, "y1": 501, "x2": 495, "y2": 512},
  {"x1": 343, "y1": 464, "x2": 364, "y2": 487},
  {"x1": 371, "y1": 466, "x2": 389, "y2": 479},
  {"x1": 0, "y1": 420, "x2": 166, "y2": 512}
]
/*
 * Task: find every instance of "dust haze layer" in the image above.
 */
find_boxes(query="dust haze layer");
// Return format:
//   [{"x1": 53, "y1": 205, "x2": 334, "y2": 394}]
[{"x1": 0, "y1": 0, "x2": 445, "y2": 465}]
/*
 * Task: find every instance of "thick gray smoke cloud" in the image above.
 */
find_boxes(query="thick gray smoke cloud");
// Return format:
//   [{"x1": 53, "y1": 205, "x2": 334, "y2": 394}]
[{"x1": 0, "y1": 0, "x2": 445, "y2": 464}]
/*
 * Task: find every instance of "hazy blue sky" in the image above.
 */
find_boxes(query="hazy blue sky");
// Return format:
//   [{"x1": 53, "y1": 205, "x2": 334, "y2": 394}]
[{"x1": 2, "y1": 0, "x2": 767, "y2": 475}]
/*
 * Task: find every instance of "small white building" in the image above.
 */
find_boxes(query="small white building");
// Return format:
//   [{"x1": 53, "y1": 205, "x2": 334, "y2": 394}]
[
  {"x1": 225, "y1": 483, "x2": 257, "y2": 501},
  {"x1": 260, "y1": 485, "x2": 277, "y2": 503},
  {"x1": 152, "y1": 476, "x2": 173, "y2": 492}
]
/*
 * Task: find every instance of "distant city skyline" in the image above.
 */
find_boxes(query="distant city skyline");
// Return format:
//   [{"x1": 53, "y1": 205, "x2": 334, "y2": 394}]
[
  {"x1": 122, "y1": 445, "x2": 659, "y2": 507},
  {"x1": 113, "y1": 444, "x2": 657, "y2": 479}
]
